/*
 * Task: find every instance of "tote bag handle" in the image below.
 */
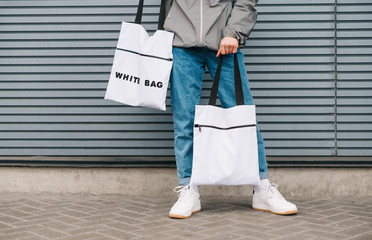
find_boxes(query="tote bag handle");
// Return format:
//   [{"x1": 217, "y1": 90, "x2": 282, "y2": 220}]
[
  {"x1": 208, "y1": 53, "x2": 245, "y2": 106},
  {"x1": 135, "y1": 0, "x2": 167, "y2": 30}
]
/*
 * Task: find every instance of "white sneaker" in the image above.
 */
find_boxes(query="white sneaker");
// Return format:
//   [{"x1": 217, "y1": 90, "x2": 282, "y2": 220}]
[
  {"x1": 252, "y1": 182, "x2": 298, "y2": 215},
  {"x1": 169, "y1": 185, "x2": 201, "y2": 219}
]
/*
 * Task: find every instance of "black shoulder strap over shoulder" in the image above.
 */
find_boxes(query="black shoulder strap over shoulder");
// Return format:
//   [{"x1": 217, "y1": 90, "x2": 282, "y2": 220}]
[{"x1": 135, "y1": 0, "x2": 166, "y2": 30}]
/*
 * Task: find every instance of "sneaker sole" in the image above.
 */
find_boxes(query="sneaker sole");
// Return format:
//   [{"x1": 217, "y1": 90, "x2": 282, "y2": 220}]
[
  {"x1": 169, "y1": 209, "x2": 201, "y2": 219},
  {"x1": 252, "y1": 207, "x2": 298, "y2": 215}
]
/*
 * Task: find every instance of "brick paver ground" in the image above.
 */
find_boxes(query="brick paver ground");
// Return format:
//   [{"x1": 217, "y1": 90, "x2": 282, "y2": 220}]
[{"x1": 0, "y1": 192, "x2": 371, "y2": 240}]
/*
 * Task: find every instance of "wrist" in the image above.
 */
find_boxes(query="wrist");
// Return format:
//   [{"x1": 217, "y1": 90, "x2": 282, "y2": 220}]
[{"x1": 222, "y1": 28, "x2": 239, "y2": 40}]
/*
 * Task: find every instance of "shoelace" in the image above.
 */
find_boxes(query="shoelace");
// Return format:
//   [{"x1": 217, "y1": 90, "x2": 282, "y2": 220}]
[
  {"x1": 174, "y1": 185, "x2": 188, "y2": 199},
  {"x1": 174, "y1": 186, "x2": 185, "y2": 192},
  {"x1": 174, "y1": 185, "x2": 199, "y2": 200},
  {"x1": 268, "y1": 182, "x2": 285, "y2": 201}
]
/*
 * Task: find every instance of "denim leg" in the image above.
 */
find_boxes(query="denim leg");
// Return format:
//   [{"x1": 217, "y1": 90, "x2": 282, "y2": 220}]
[
  {"x1": 170, "y1": 47, "x2": 206, "y2": 186},
  {"x1": 206, "y1": 49, "x2": 269, "y2": 180}
]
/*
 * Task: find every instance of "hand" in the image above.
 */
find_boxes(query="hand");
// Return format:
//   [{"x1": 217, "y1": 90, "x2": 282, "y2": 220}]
[{"x1": 216, "y1": 37, "x2": 239, "y2": 57}]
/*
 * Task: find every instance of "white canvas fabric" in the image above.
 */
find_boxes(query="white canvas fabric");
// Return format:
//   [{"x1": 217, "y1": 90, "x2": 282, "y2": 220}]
[
  {"x1": 104, "y1": 3, "x2": 174, "y2": 111},
  {"x1": 190, "y1": 105, "x2": 260, "y2": 186},
  {"x1": 190, "y1": 54, "x2": 260, "y2": 186}
]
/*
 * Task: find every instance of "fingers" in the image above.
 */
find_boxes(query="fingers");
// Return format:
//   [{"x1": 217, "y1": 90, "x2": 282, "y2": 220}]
[
  {"x1": 218, "y1": 37, "x2": 239, "y2": 56},
  {"x1": 221, "y1": 47, "x2": 226, "y2": 55},
  {"x1": 229, "y1": 45, "x2": 235, "y2": 54},
  {"x1": 217, "y1": 47, "x2": 228, "y2": 57},
  {"x1": 221, "y1": 45, "x2": 235, "y2": 55}
]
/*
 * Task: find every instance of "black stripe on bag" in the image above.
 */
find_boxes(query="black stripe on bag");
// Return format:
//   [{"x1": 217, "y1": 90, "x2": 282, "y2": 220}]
[
  {"x1": 116, "y1": 48, "x2": 173, "y2": 61},
  {"x1": 195, "y1": 124, "x2": 256, "y2": 132}
]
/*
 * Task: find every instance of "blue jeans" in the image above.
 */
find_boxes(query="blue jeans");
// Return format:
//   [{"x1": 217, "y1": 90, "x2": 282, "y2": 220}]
[{"x1": 170, "y1": 46, "x2": 269, "y2": 186}]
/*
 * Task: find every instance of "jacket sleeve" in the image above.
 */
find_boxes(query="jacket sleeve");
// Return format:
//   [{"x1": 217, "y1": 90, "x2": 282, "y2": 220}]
[{"x1": 222, "y1": 0, "x2": 259, "y2": 47}]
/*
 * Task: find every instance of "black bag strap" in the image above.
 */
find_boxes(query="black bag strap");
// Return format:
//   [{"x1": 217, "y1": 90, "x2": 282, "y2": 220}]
[
  {"x1": 208, "y1": 53, "x2": 245, "y2": 106},
  {"x1": 135, "y1": 0, "x2": 166, "y2": 30}
]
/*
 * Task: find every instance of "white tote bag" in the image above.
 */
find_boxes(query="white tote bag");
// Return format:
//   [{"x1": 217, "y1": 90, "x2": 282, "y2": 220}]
[
  {"x1": 190, "y1": 54, "x2": 260, "y2": 186},
  {"x1": 104, "y1": 0, "x2": 174, "y2": 111}
]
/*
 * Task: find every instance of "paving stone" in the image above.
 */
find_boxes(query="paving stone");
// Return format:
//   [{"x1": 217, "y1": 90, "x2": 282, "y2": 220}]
[
  {"x1": 263, "y1": 219, "x2": 301, "y2": 229},
  {"x1": 168, "y1": 215, "x2": 208, "y2": 225},
  {"x1": 275, "y1": 232, "x2": 314, "y2": 240},
  {"x1": 42, "y1": 204, "x2": 77, "y2": 212},
  {"x1": 125, "y1": 206, "x2": 153, "y2": 214},
  {"x1": 137, "y1": 213, "x2": 170, "y2": 222},
  {"x1": 202, "y1": 233, "x2": 247, "y2": 240},
  {"x1": 66, "y1": 225, "x2": 111, "y2": 235},
  {"x1": 21, "y1": 236, "x2": 48, "y2": 240},
  {"x1": 115, "y1": 210, "x2": 147, "y2": 219},
  {"x1": 0, "y1": 193, "x2": 371, "y2": 240},
  {"x1": 355, "y1": 212, "x2": 372, "y2": 219},
  {"x1": 30, "y1": 227, "x2": 69, "y2": 239},
  {"x1": 131, "y1": 232, "x2": 175, "y2": 240},
  {"x1": 0, "y1": 214, "x2": 25, "y2": 224},
  {"x1": 50, "y1": 215, "x2": 87, "y2": 225},
  {"x1": 296, "y1": 216, "x2": 334, "y2": 225},
  {"x1": 21, "y1": 198, "x2": 52, "y2": 207},
  {"x1": 110, "y1": 216, "x2": 147, "y2": 225},
  {"x1": 233, "y1": 222, "x2": 268, "y2": 233},
  {"x1": 24, "y1": 212, "x2": 65, "y2": 222},
  {"x1": 1, "y1": 209, "x2": 33, "y2": 219},
  {"x1": 229, "y1": 215, "x2": 272, "y2": 225},
  {"x1": 197, "y1": 225, "x2": 241, "y2": 237},
  {"x1": 328, "y1": 219, "x2": 365, "y2": 228},
  {"x1": 16, "y1": 205, "x2": 42, "y2": 213},
  {"x1": 132, "y1": 226, "x2": 176, "y2": 236},
  {"x1": 0, "y1": 222, "x2": 13, "y2": 230},
  {"x1": 60, "y1": 232, "x2": 116, "y2": 240},
  {"x1": 104, "y1": 222, "x2": 142, "y2": 232},
  {"x1": 59, "y1": 209, "x2": 93, "y2": 218},
  {"x1": 235, "y1": 228, "x2": 279, "y2": 239},
  {"x1": 360, "y1": 222, "x2": 372, "y2": 229},
  {"x1": 0, "y1": 231, "x2": 40, "y2": 240},
  {"x1": 163, "y1": 229, "x2": 207, "y2": 239},
  {"x1": 11, "y1": 218, "x2": 53, "y2": 228},
  {"x1": 321, "y1": 213, "x2": 358, "y2": 222},
  {"x1": 316, "y1": 208, "x2": 348, "y2": 217},
  {"x1": 123, "y1": 200, "x2": 158, "y2": 209},
  {"x1": 267, "y1": 225, "x2": 308, "y2": 236},
  {"x1": 353, "y1": 216, "x2": 372, "y2": 223},
  {"x1": 301, "y1": 229, "x2": 349, "y2": 239},
  {"x1": 199, "y1": 219, "x2": 236, "y2": 228},
  {"x1": 166, "y1": 222, "x2": 207, "y2": 232},
  {"x1": 0, "y1": 225, "x2": 44, "y2": 235},
  {"x1": 336, "y1": 225, "x2": 372, "y2": 237},
  {"x1": 164, "y1": 238, "x2": 187, "y2": 240},
  {"x1": 79, "y1": 213, "x2": 118, "y2": 223},
  {"x1": 348, "y1": 232, "x2": 372, "y2": 240},
  {"x1": 341, "y1": 205, "x2": 368, "y2": 212},
  {"x1": 314, "y1": 203, "x2": 341, "y2": 211},
  {"x1": 136, "y1": 219, "x2": 175, "y2": 228},
  {"x1": 98, "y1": 228, "x2": 138, "y2": 239},
  {"x1": 297, "y1": 222, "x2": 342, "y2": 233}
]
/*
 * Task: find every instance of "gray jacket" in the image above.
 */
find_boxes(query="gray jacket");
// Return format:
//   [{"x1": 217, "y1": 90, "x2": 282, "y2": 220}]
[{"x1": 163, "y1": 0, "x2": 258, "y2": 51}]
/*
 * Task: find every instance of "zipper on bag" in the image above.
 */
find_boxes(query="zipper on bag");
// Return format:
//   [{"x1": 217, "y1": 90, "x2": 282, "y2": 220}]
[
  {"x1": 195, "y1": 124, "x2": 256, "y2": 132},
  {"x1": 116, "y1": 48, "x2": 173, "y2": 61}
]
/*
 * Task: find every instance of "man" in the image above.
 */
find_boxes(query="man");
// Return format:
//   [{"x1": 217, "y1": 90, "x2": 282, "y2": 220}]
[{"x1": 163, "y1": 0, "x2": 298, "y2": 218}]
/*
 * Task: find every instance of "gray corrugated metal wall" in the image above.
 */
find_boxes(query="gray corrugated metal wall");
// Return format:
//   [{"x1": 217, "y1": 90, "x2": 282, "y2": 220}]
[
  {"x1": 248, "y1": 0, "x2": 336, "y2": 157},
  {"x1": 0, "y1": 0, "x2": 371, "y2": 165},
  {"x1": 336, "y1": 0, "x2": 372, "y2": 157}
]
